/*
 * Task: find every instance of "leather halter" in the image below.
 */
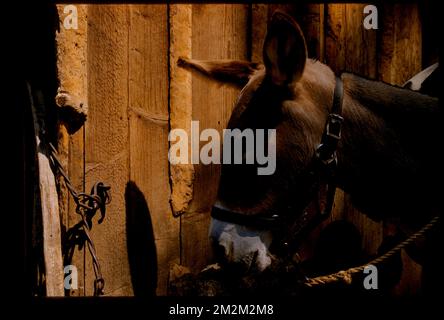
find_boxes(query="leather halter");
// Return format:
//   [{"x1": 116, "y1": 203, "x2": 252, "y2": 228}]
[{"x1": 211, "y1": 76, "x2": 344, "y2": 248}]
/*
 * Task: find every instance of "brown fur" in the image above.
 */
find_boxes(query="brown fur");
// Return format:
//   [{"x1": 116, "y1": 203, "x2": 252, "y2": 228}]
[
  {"x1": 178, "y1": 15, "x2": 442, "y2": 227},
  {"x1": 203, "y1": 58, "x2": 441, "y2": 227}
]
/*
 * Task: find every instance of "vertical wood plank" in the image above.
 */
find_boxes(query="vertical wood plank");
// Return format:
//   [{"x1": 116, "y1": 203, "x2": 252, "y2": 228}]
[
  {"x1": 345, "y1": 4, "x2": 377, "y2": 79},
  {"x1": 55, "y1": 4, "x2": 88, "y2": 296},
  {"x1": 251, "y1": 4, "x2": 268, "y2": 63},
  {"x1": 325, "y1": 4, "x2": 346, "y2": 74},
  {"x1": 379, "y1": 4, "x2": 422, "y2": 85},
  {"x1": 86, "y1": 5, "x2": 132, "y2": 296},
  {"x1": 30, "y1": 89, "x2": 64, "y2": 297},
  {"x1": 180, "y1": 4, "x2": 249, "y2": 272},
  {"x1": 129, "y1": 4, "x2": 179, "y2": 296},
  {"x1": 190, "y1": 4, "x2": 249, "y2": 212},
  {"x1": 169, "y1": 4, "x2": 194, "y2": 216}
]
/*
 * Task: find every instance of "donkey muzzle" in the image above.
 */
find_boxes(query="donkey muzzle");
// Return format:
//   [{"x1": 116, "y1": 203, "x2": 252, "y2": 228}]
[{"x1": 209, "y1": 217, "x2": 273, "y2": 272}]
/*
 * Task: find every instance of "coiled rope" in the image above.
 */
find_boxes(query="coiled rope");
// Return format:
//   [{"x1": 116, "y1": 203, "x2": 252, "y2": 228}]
[{"x1": 304, "y1": 215, "x2": 440, "y2": 287}]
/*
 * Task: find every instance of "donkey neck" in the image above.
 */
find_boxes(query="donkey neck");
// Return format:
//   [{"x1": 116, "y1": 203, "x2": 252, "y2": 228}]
[{"x1": 334, "y1": 73, "x2": 441, "y2": 222}]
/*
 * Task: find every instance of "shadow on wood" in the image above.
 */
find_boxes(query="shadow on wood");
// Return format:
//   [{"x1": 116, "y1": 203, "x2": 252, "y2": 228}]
[{"x1": 125, "y1": 181, "x2": 157, "y2": 296}]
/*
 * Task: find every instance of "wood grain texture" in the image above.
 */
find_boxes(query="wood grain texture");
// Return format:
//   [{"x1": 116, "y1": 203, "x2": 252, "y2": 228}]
[
  {"x1": 169, "y1": 4, "x2": 194, "y2": 215},
  {"x1": 325, "y1": 4, "x2": 346, "y2": 74},
  {"x1": 181, "y1": 4, "x2": 249, "y2": 272},
  {"x1": 301, "y1": 4, "x2": 323, "y2": 59},
  {"x1": 379, "y1": 4, "x2": 422, "y2": 85},
  {"x1": 86, "y1": 5, "x2": 132, "y2": 296},
  {"x1": 345, "y1": 4, "x2": 377, "y2": 79},
  {"x1": 66, "y1": 120, "x2": 85, "y2": 296},
  {"x1": 128, "y1": 117, "x2": 178, "y2": 295},
  {"x1": 55, "y1": 4, "x2": 88, "y2": 296},
  {"x1": 190, "y1": 3, "x2": 249, "y2": 214},
  {"x1": 30, "y1": 88, "x2": 64, "y2": 296},
  {"x1": 129, "y1": 4, "x2": 180, "y2": 296},
  {"x1": 128, "y1": 4, "x2": 179, "y2": 296},
  {"x1": 251, "y1": 4, "x2": 268, "y2": 63}
]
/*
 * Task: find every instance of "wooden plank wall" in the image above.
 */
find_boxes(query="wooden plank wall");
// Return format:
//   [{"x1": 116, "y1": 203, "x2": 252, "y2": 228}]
[
  {"x1": 184, "y1": 4, "x2": 249, "y2": 272},
  {"x1": 127, "y1": 5, "x2": 178, "y2": 297},
  {"x1": 55, "y1": 4, "x2": 88, "y2": 296},
  {"x1": 86, "y1": 5, "x2": 132, "y2": 296},
  {"x1": 60, "y1": 4, "x2": 179, "y2": 296},
  {"x1": 58, "y1": 4, "x2": 248, "y2": 296},
  {"x1": 56, "y1": 3, "x2": 435, "y2": 296}
]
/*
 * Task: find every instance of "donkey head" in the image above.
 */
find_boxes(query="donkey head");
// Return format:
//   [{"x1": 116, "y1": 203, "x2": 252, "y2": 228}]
[{"x1": 180, "y1": 11, "x2": 337, "y2": 272}]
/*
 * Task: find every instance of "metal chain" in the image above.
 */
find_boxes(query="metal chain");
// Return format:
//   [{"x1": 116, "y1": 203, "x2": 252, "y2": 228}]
[{"x1": 48, "y1": 142, "x2": 111, "y2": 296}]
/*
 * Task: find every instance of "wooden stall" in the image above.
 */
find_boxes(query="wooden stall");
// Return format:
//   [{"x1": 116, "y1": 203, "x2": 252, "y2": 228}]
[{"x1": 30, "y1": 2, "x2": 438, "y2": 295}]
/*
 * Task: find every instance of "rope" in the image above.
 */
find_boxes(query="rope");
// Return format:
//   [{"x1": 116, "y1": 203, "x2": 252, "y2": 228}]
[{"x1": 304, "y1": 215, "x2": 440, "y2": 287}]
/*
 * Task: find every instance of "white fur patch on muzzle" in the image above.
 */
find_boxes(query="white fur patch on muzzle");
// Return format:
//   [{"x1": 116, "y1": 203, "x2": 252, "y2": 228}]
[{"x1": 209, "y1": 217, "x2": 273, "y2": 271}]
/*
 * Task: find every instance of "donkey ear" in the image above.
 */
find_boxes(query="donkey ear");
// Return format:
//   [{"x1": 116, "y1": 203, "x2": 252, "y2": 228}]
[
  {"x1": 263, "y1": 11, "x2": 307, "y2": 86},
  {"x1": 178, "y1": 57, "x2": 263, "y2": 87}
]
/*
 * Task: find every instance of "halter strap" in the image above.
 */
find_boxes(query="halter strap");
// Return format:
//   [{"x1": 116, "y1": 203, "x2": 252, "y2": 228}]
[
  {"x1": 211, "y1": 76, "x2": 345, "y2": 244},
  {"x1": 315, "y1": 76, "x2": 344, "y2": 217}
]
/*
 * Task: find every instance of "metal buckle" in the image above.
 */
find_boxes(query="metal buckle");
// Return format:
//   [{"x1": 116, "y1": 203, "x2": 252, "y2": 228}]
[
  {"x1": 325, "y1": 113, "x2": 344, "y2": 140},
  {"x1": 322, "y1": 151, "x2": 338, "y2": 167},
  {"x1": 94, "y1": 277, "x2": 105, "y2": 296},
  {"x1": 315, "y1": 144, "x2": 337, "y2": 166}
]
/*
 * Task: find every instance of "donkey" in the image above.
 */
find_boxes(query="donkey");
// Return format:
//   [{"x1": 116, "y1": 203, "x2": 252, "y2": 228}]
[{"x1": 179, "y1": 11, "x2": 441, "y2": 273}]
